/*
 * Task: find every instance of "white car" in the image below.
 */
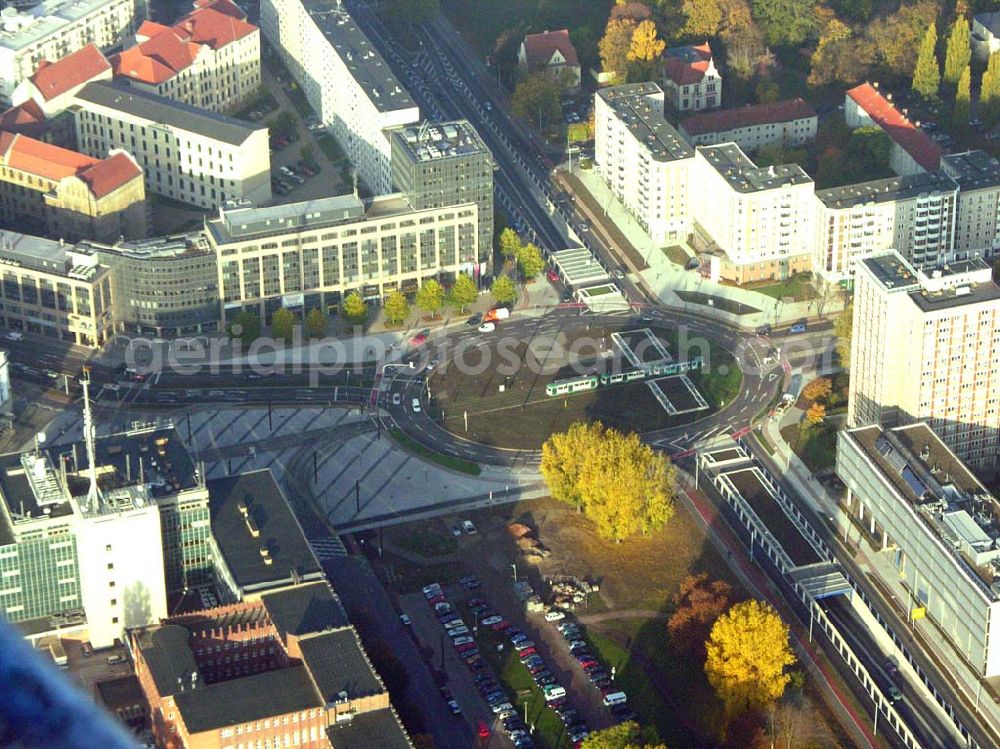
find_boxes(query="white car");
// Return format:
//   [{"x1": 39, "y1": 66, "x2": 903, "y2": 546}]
[
  {"x1": 544, "y1": 610, "x2": 566, "y2": 622},
  {"x1": 478, "y1": 321, "x2": 496, "y2": 333},
  {"x1": 392, "y1": 392, "x2": 401, "y2": 406},
  {"x1": 411, "y1": 398, "x2": 421, "y2": 412},
  {"x1": 462, "y1": 520, "x2": 477, "y2": 535},
  {"x1": 399, "y1": 614, "x2": 411, "y2": 625},
  {"x1": 452, "y1": 636, "x2": 475, "y2": 646},
  {"x1": 482, "y1": 615, "x2": 503, "y2": 626}
]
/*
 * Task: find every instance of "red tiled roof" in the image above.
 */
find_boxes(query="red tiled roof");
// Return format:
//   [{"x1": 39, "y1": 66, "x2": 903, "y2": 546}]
[
  {"x1": 136, "y1": 20, "x2": 170, "y2": 39},
  {"x1": 0, "y1": 134, "x2": 140, "y2": 197},
  {"x1": 522, "y1": 29, "x2": 578, "y2": 69},
  {"x1": 681, "y1": 98, "x2": 816, "y2": 135},
  {"x1": 111, "y1": 46, "x2": 178, "y2": 85},
  {"x1": 175, "y1": 5, "x2": 256, "y2": 49},
  {"x1": 0, "y1": 100, "x2": 44, "y2": 127},
  {"x1": 847, "y1": 83, "x2": 942, "y2": 172},
  {"x1": 29, "y1": 44, "x2": 110, "y2": 101},
  {"x1": 663, "y1": 42, "x2": 713, "y2": 86},
  {"x1": 197, "y1": 0, "x2": 247, "y2": 21}
]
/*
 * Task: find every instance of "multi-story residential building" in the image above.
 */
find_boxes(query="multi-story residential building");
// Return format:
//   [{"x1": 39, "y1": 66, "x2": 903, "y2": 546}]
[
  {"x1": 261, "y1": 0, "x2": 418, "y2": 194},
  {"x1": 940, "y1": 150, "x2": 1000, "y2": 260},
  {"x1": 594, "y1": 82, "x2": 694, "y2": 243},
  {"x1": 9, "y1": 41, "x2": 111, "y2": 118},
  {"x1": 206, "y1": 193, "x2": 479, "y2": 324},
  {"x1": 814, "y1": 171, "x2": 958, "y2": 282},
  {"x1": 517, "y1": 29, "x2": 580, "y2": 92},
  {"x1": 389, "y1": 120, "x2": 494, "y2": 272},
  {"x1": 111, "y1": 0, "x2": 260, "y2": 114},
  {"x1": 0, "y1": 131, "x2": 146, "y2": 243},
  {"x1": 72, "y1": 80, "x2": 271, "y2": 209},
  {"x1": 133, "y1": 582, "x2": 412, "y2": 749},
  {"x1": 837, "y1": 422, "x2": 1000, "y2": 676},
  {"x1": 849, "y1": 251, "x2": 1000, "y2": 470},
  {"x1": 662, "y1": 43, "x2": 720, "y2": 112},
  {"x1": 0, "y1": 0, "x2": 140, "y2": 103},
  {"x1": 973, "y1": 11, "x2": 1000, "y2": 61},
  {"x1": 846, "y1": 82, "x2": 942, "y2": 176},
  {"x1": 84, "y1": 232, "x2": 219, "y2": 337},
  {"x1": 0, "y1": 229, "x2": 113, "y2": 345},
  {"x1": 690, "y1": 143, "x2": 815, "y2": 284},
  {"x1": 678, "y1": 98, "x2": 817, "y2": 151}
]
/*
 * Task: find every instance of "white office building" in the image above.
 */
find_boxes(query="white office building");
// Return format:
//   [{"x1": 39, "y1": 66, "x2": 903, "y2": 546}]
[
  {"x1": 261, "y1": 0, "x2": 419, "y2": 194},
  {"x1": 72, "y1": 81, "x2": 271, "y2": 209},
  {"x1": 849, "y1": 251, "x2": 1000, "y2": 470},
  {"x1": 594, "y1": 82, "x2": 694, "y2": 243},
  {"x1": 0, "y1": 0, "x2": 140, "y2": 102}
]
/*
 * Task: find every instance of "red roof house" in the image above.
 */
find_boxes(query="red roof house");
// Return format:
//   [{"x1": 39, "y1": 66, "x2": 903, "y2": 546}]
[
  {"x1": 518, "y1": 29, "x2": 581, "y2": 90},
  {"x1": 846, "y1": 83, "x2": 942, "y2": 174},
  {"x1": 661, "y1": 43, "x2": 721, "y2": 111}
]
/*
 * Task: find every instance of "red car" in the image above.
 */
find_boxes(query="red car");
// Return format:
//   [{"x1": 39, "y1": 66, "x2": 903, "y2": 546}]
[
  {"x1": 410, "y1": 333, "x2": 427, "y2": 346},
  {"x1": 546, "y1": 268, "x2": 560, "y2": 282}
]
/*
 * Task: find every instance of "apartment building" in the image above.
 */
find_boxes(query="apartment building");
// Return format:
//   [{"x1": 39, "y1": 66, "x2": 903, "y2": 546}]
[
  {"x1": 661, "y1": 43, "x2": 720, "y2": 112},
  {"x1": 389, "y1": 120, "x2": 494, "y2": 269},
  {"x1": 111, "y1": 0, "x2": 260, "y2": 114},
  {"x1": 10, "y1": 41, "x2": 110, "y2": 117},
  {"x1": 837, "y1": 422, "x2": 1000, "y2": 676},
  {"x1": 261, "y1": 0, "x2": 419, "y2": 194},
  {"x1": 72, "y1": 81, "x2": 271, "y2": 209},
  {"x1": 0, "y1": 229, "x2": 112, "y2": 345},
  {"x1": 691, "y1": 143, "x2": 815, "y2": 284},
  {"x1": 678, "y1": 98, "x2": 817, "y2": 151},
  {"x1": 133, "y1": 582, "x2": 412, "y2": 749},
  {"x1": 0, "y1": 0, "x2": 139, "y2": 103},
  {"x1": 849, "y1": 251, "x2": 1000, "y2": 470},
  {"x1": 595, "y1": 82, "x2": 694, "y2": 243},
  {"x1": 205, "y1": 194, "x2": 479, "y2": 324},
  {"x1": 940, "y1": 150, "x2": 1000, "y2": 260},
  {"x1": 0, "y1": 131, "x2": 146, "y2": 243},
  {"x1": 814, "y1": 171, "x2": 958, "y2": 282},
  {"x1": 846, "y1": 83, "x2": 942, "y2": 176}
]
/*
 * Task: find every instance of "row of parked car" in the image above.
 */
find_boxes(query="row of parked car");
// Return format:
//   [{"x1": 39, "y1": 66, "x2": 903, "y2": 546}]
[
  {"x1": 465, "y1": 593, "x2": 593, "y2": 747},
  {"x1": 553, "y1": 619, "x2": 633, "y2": 722},
  {"x1": 271, "y1": 161, "x2": 317, "y2": 196}
]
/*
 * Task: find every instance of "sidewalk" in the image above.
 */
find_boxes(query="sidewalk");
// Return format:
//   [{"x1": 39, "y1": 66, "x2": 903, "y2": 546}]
[{"x1": 761, "y1": 402, "x2": 1000, "y2": 742}]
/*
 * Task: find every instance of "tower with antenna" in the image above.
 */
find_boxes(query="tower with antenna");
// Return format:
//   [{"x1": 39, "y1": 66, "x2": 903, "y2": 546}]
[{"x1": 81, "y1": 366, "x2": 100, "y2": 511}]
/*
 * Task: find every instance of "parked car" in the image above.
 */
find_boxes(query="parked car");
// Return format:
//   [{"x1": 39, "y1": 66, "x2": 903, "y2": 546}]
[
  {"x1": 789, "y1": 322, "x2": 807, "y2": 334},
  {"x1": 544, "y1": 609, "x2": 566, "y2": 622},
  {"x1": 478, "y1": 321, "x2": 496, "y2": 333},
  {"x1": 462, "y1": 520, "x2": 477, "y2": 535},
  {"x1": 411, "y1": 398, "x2": 421, "y2": 413}
]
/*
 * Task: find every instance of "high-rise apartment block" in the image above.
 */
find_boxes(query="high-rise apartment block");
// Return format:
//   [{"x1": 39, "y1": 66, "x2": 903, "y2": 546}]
[
  {"x1": 261, "y1": 0, "x2": 419, "y2": 194},
  {"x1": 389, "y1": 120, "x2": 494, "y2": 270},
  {"x1": 849, "y1": 251, "x2": 1000, "y2": 471},
  {"x1": 940, "y1": 150, "x2": 1000, "y2": 260},
  {"x1": 0, "y1": 0, "x2": 140, "y2": 102},
  {"x1": 595, "y1": 82, "x2": 694, "y2": 243}
]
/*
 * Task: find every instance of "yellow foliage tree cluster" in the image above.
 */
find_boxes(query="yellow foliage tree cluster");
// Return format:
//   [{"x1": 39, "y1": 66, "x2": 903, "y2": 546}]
[
  {"x1": 540, "y1": 422, "x2": 676, "y2": 542},
  {"x1": 705, "y1": 599, "x2": 796, "y2": 717},
  {"x1": 805, "y1": 402, "x2": 826, "y2": 426},
  {"x1": 801, "y1": 377, "x2": 832, "y2": 403}
]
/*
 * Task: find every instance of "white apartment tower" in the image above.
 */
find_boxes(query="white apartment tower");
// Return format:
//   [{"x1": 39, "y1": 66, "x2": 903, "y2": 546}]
[
  {"x1": 849, "y1": 251, "x2": 1000, "y2": 471},
  {"x1": 0, "y1": 0, "x2": 140, "y2": 102},
  {"x1": 595, "y1": 82, "x2": 694, "y2": 243},
  {"x1": 260, "y1": 0, "x2": 419, "y2": 194}
]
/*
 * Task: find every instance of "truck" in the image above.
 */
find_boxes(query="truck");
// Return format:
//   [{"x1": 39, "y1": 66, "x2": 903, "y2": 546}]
[{"x1": 483, "y1": 307, "x2": 511, "y2": 323}]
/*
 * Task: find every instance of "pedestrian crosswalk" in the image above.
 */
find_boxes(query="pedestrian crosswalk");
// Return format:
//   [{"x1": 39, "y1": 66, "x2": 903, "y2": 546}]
[{"x1": 309, "y1": 537, "x2": 348, "y2": 560}]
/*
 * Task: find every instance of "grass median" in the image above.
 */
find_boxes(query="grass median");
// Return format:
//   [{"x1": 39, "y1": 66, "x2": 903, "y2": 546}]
[{"x1": 388, "y1": 427, "x2": 482, "y2": 475}]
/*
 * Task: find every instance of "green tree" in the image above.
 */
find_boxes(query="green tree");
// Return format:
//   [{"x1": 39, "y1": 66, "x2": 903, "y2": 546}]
[
  {"x1": 414, "y1": 279, "x2": 445, "y2": 318},
  {"x1": 867, "y1": 0, "x2": 938, "y2": 77},
  {"x1": 847, "y1": 126, "x2": 892, "y2": 169},
  {"x1": 383, "y1": 290, "x2": 410, "y2": 326},
  {"x1": 705, "y1": 600, "x2": 797, "y2": 717},
  {"x1": 499, "y1": 227, "x2": 522, "y2": 260},
  {"x1": 568, "y1": 122, "x2": 592, "y2": 143},
  {"x1": 834, "y1": 303, "x2": 853, "y2": 368},
  {"x1": 580, "y1": 721, "x2": 665, "y2": 748},
  {"x1": 305, "y1": 307, "x2": 327, "y2": 338},
  {"x1": 911, "y1": 22, "x2": 940, "y2": 99},
  {"x1": 541, "y1": 421, "x2": 677, "y2": 542},
  {"x1": 341, "y1": 291, "x2": 368, "y2": 325},
  {"x1": 749, "y1": 0, "x2": 818, "y2": 47},
  {"x1": 512, "y1": 72, "x2": 561, "y2": 130},
  {"x1": 491, "y1": 275, "x2": 517, "y2": 305},
  {"x1": 681, "y1": 0, "x2": 723, "y2": 37},
  {"x1": 755, "y1": 79, "x2": 780, "y2": 104},
  {"x1": 448, "y1": 273, "x2": 478, "y2": 312},
  {"x1": 271, "y1": 307, "x2": 296, "y2": 342},
  {"x1": 954, "y1": 64, "x2": 971, "y2": 128},
  {"x1": 981, "y1": 51, "x2": 1000, "y2": 126},
  {"x1": 943, "y1": 14, "x2": 971, "y2": 87},
  {"x1": 228, "y1": 311, "x2": 260, "y2": 346},
  {"x1": 516, "y1": 243, "x2": 545, "y2": 280},
  {"x1": 384, "y1": 0, "x2": 439, "y2": 26}
]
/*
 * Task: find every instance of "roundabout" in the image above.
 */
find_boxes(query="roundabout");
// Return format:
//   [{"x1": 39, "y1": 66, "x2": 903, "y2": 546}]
[{"x1": 388, "y1": 308, "x2": 783, "y2": 465}]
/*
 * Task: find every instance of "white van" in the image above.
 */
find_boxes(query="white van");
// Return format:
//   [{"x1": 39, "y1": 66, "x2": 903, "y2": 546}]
[
  {"x1": 543, "y1": 685, "x2": 567, "y2": 702},
  {"x1": 5, "y1": 331, "x2": 22, "y2": 341},
  {"x1": 602, "y1": 691, "x2": 627, "y2": 707}
]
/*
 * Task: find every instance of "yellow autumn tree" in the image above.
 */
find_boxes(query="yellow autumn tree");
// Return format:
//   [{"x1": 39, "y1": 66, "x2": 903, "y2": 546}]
[
  {"x1": 627, "y1": 19, "x2": 665, "y2": 63},
  {"x1": 540, "y1": 421, "x2": 676, "y2": 542},
  {"x1": 805, "y1": 402, "x2": 826, "y2": 426},
  {"x1": 705, "y1": 600, "x2": 796, "y2": 716},
  {"x1": 801, "y1": 377, "x2": 832, "y2": 403},
  {"x1": 599, "y1": 18, "x2": 636, "y2": 82}
]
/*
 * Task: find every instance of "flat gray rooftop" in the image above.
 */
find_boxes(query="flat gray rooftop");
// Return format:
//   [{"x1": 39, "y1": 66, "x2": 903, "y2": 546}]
[
  {"x1": 74, "y1": 82, "x2": 263, "y2": 147},
  {"x1": 599, "y1": 83, "x2": 693, "y2": 162},
  {"x1": 860, "y1": 252, "x2": 920, "y2": 291},
  {"x1": 208, "y1": 195, "x2": 365, "y2": 243},
  {"x1": 0, "y1": 230, "x2": 103, "y2": 281},
  {"x1": 390, "y1": 120, "x2": 490, "y2": 164},
  {"x1": 0, "y1": 0, "x2": 115, "y2": 52},
  {"x1": 817, "y1": 171, "x2": 958, "y2": 209},
  {"x1": 261, "y1": 581, "x2": 349, "y2": 638},
  {"x1": 327, "y1": 708, "x2": 412, "y2": 749},
  {"x1": 299, "y1": 628, "x2": 383, "y2": 701},
  {"x1": 941, "y1": 149, "x2": 1000, "y2": 191},
  {"x1": 302, "y1": 0, "x2": 415, "y2": 114},
  {"x1": 698, "y1": 144, "x2": 812, "y2": 193}
]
